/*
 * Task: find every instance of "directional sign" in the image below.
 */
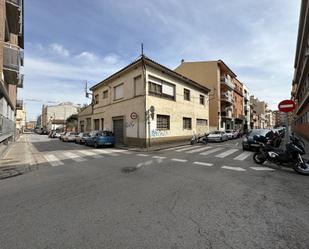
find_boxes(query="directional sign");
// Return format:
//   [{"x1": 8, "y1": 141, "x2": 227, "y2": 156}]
[{"x1": 278, "y1": 100, "x2": 296, "y2": 113}]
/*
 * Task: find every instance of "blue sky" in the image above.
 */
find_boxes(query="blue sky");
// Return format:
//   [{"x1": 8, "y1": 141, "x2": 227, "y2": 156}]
[{"x1": 20, "y1": 0, "x2": 300, "y2": 121}]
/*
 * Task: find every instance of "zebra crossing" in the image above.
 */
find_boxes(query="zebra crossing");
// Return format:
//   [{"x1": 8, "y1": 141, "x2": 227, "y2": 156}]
[{"x1": 164, "y1": 145, "x2": 254, "y2": 161}]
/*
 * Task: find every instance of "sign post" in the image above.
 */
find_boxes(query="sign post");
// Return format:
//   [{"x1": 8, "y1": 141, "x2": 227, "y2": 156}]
[{"x1": 278, "y1": 100, "x2": 296, "y2": 145}]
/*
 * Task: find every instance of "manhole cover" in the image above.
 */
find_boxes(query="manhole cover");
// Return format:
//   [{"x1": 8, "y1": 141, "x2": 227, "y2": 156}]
[{"x1": 121, "y1": 167, "x2": 138, "y2": 173}]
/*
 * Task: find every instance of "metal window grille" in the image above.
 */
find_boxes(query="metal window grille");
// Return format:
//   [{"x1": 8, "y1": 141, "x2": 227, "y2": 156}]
[
  {"x1": 184, "y1": 89, "x2": 190, "y2": 101},
  {"x1": 183, "y1": 117, "x2": 192, "y2": 130},
  {"x1": 157, "y1": 115, "x2": 170, "y2": 130}
]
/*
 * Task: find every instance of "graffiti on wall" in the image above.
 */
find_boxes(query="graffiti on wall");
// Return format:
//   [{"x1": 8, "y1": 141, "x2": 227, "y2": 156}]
[
  {"x1": 125, "y1": 121, "x2": 136, "y2": 128},
  {"x1": 151, "y1": 129, "x2": 170, "y2": 137}
]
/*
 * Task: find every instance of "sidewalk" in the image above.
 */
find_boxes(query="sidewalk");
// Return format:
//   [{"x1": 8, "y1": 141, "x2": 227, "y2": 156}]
[{"x1": 0, "y1": 135, "x2": 36, "y2": 180}]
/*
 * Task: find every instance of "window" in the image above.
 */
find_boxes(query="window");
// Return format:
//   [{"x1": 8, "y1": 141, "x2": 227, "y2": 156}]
[
  {"x1": 148, "y1": 75, "x2": 175, "y2": 100},
  {"x1": 94, "y1": 119, "x2": 100, "y2": 130},
  {"x1": 103, "y1": 90, "x2": 108, "y2": 99},
  {"x1": 101, "y1": 118, "x2": 104, "y2": 130},
  {"x1": 183, "y1": 117, "x2": 192, "y2": 130},
  {"x1": 184, "y1": 89, "x2": 190, "y2": 101},
  {"x1": 200, "y1": 95, "x2": 205, "y2": 105},
  {"x1": 80, "y1": 121, "x2": 85, "y2": 132},
  {"x1": 134, "y1": 75, "x2": 143, "y2": 96},
  {"x1": 157, "y1": 115, "x2": 170, "y2": 130},
  {"x1": 94, "y1": 94, "x2": 99, "y2": 104},
  {"x1": 196, "y1": 119, "x2": 208, "y2": 126},
  {"x1": 114, "y1": 84, "x2": 124, "y2": 100},
  {"x1": 86, "y1": 118, "x2": 92, "y2": 132}
]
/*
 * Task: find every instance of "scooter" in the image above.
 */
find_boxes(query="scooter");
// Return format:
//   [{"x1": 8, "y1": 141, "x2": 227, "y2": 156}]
[
  {"x1": 253, "y1": 134, "x2": 309, "y2": 175},
  {"x1": 190, "y1": 133, "x2": 208, "y2": 145}
]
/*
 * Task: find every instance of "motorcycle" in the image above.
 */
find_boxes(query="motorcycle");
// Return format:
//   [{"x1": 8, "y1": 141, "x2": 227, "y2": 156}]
[
  {"x1": 253, "y1": 134, "x2": 309, "y2": 175},
  {"x1": 190, "y1": 133, "x2": 208, "y2": 145}
]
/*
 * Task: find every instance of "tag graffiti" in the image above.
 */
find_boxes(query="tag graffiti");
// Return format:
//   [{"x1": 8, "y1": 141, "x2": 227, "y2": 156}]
[
  {"x1": 125, "y1": 121, "x2": 135, "y2": 128},
  {"x1": 151, "y1": 129, "x2": 169, "y2": 137}
]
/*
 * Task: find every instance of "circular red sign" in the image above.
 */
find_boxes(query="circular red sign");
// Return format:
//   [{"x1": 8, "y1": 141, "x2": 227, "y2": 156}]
[
  {"x1": 278, "y1": 100, "x2": 296, "y2": 113},
  {"x1": 130, "y1": 112, "x2": 138, "y2": 119}
]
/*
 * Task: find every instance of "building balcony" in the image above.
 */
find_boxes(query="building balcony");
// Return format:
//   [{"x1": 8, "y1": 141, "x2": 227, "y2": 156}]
[
  {"x1": 221, "y1": 109, "x2": 233, "y2": 119},
  {"x1": 221, "y1": 92, "x2": 233, "y2": 105},
  {"x1": 16, "y1": 99, "x2": 23, "y2": 110},
  {"x1": 3, "y1": 42, "x2": 23, "y2": 85},
  {"x1": 17, "y1": 74, "x2": 24, "y2": 88},
  {"x1": 220, "y1": 77, "x2": 235, "y2": 90},
  {"x1": 6, "y1": 0, "x2": 23, "y2": 36}
]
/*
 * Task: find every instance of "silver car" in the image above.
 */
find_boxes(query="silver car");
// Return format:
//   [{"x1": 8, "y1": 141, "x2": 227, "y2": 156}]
[{"x1": 207, "y1": 131, "x2": 229, "y2": 142}]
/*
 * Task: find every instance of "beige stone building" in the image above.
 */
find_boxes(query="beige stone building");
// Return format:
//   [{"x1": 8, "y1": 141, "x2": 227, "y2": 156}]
[
  {"x1": 16, "y1": 101, "x2": 26, "y2": 131},
  {"x1": 0, "y1": 0, "x2": 24, "y2": 145},
  {"x1": 250, "y1": 96, "x2": 267, "y2": 129},
  {"x1": 175, "y1": 60, "x2": 241, "y2": 131},
  {"x1": 78, "y1": 56, "x2": 210, "y2": 147}
]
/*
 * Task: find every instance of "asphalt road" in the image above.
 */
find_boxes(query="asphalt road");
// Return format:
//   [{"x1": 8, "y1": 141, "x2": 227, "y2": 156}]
[{"x1": 0, "y1": 134, "x2": 309, "y2": 249}]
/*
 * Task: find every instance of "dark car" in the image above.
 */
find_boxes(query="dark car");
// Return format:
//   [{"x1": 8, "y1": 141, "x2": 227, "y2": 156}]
[
  {"x1": 242, "y1": 129, "x2": 273, "y2": 150},
  {"x1": 84, "y1": 131, "x2": 115, "y2": 148}
]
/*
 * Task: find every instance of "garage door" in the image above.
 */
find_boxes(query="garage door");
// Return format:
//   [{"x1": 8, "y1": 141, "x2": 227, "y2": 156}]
[{"x1": 113, "y1": 118, "x2": 124, "y2": 144}]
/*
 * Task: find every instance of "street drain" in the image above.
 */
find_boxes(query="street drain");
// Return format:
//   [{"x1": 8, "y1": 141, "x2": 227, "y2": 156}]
[{"x1": 121, "y1": 166, "x2": 138, "y2": 173}]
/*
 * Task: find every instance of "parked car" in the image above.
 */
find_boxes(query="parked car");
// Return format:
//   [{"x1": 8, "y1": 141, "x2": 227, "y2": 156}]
[
  {"x1": 60, "y1": 132, "x2": 68, "y2": 141},
  {"x1": 75, "y1": 132, "x2": 90, "y2": 144},
  {"x1": 207, "y1": 131, "x2": 228, "y2": 142},
  {"x1": 242, "y1": 129, "x2": 273, "y2": 150},
  {"x1": 53, "y1": 132, "x2": 61, "y2": 138},
  {"x1": 225, "y1": 130, "x2": 236, "y2": 139},
  {"x1": 62, "y1": 132, "x2": 79, "y2": 142},
  {"x1": 84, "y1": 131, "x2": 115, "y2": 148}
]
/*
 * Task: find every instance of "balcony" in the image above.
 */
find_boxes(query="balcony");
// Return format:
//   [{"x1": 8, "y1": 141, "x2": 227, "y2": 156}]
[
  {"x1": 16, "y1": 99, "x2": 23, "y2": 110},
  {"x1": 221, "y1": 107, "x2": 233, "y2": 119},
  {"x1": 220, "y1": 76, "x2": 235, "y2": 90},
  {"x1": 3, "y1": 42, "x2": 23, "y2": 85},
  {"x1": 221, "y1": 91, "x2": 233, "y2": 105},
  {"x1": 6, "y1": 0, "x2": 23, "y2": 35},
  {"x1": 0, "y1": 114, "x2": 15, "y2": 140}
]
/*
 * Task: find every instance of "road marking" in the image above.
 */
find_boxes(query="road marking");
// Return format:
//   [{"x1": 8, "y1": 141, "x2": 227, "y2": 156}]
[
  {"x1": 171, "y1": 158, "x2": 188, "y2": 162},
  {"x1": 44, "y1": 154, "x2": 64, "y2": 167},
  {"x1": 92, "y1": 150, "x2": 119, "y2": 156},
  {"x1": 164, "y1": 145, "x2": 191, "y2": 151},
  {"x1": 215, "y1": 149, "x2": 239, "y2": 158},
  {"x1": 222, "y1": 166, "x2": 246, "y2": 171},
  {"x1": 152, "y1": 156, "x2": 166, "y2": 159},
  {"x1": 176, "y1": 146, "x2": 202, "y2": 152},
  {"x1": 200, "y1": 147, "x2": 223, "y2": 156},
  {"x1": 186, "y1": 146, "x2": 213, "y2": 154},
  {"x1": 105, "y1": 149, "x2": 132, "y2": 154},
  {"x1": 62, "y1": 152, "x2": 86, "y2": 162},
  {"x1": 234, "y1": 151, "x2": 252, "y2": 161},
  {"x1": 250, "y1": 167, "x2": 275, "y2": 171},
  {"x1": 137, "y1": 154, "x2": 149, "y2": 157},
  {"x1": 78, "y1": 150, "x2": 104, "y2": 159},
  {"x1": 193, "y1": 162, "x2": 213, "y2": 167}
]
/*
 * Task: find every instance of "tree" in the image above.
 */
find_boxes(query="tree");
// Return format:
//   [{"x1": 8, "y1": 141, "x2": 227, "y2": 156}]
[{"x1": 66, "y1": 114, "x2": 78, "y2": 130}]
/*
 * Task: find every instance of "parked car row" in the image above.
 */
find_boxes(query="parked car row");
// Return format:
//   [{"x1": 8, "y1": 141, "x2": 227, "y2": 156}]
[
  {"x1": 206, "y1": 129, "x2": 243, "y2": 142},
  {"x1": 55, "y1": 131, "x2": 116, "y2": 148}
]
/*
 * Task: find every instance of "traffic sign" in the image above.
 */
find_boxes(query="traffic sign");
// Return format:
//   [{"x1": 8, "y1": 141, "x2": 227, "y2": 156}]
[
  {"x1": 278, "y1": 100, "x2": 296, "y2": 113},
  {"x1": 130, "y1": 112, "x2": 138, "y2": 120}
]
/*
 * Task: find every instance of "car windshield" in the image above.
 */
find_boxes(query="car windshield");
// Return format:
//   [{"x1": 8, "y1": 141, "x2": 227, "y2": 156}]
[
  {"x1": 226, "y1": 130, "x2": 233, "y2": 133},
  {"x1": 211, "y1": 131, "x2": 221, "y2": 134},
  {"x1": 249, "y1": 129, "x2": 269, "y2": 136}
]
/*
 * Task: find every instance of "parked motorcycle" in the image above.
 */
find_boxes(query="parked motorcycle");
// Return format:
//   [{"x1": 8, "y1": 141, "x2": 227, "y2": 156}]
[
  {"x1": 253, "y1": 134, "x2": 309, "y2": 175},
  {"x1": 190, "y1": 133, "x2": 208, "y2": 145}
]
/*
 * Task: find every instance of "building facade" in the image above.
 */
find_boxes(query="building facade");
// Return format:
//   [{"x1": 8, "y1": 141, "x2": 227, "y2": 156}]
[
  {"x1": 291, "y1": 0, "x2": 309, "y2": 140},
  {"x1": 175, "y1": 60, "x2": 246, "y2": 131},
  {"x1": 15, "y1": 101, "x2": 26, "y2": 131},
  {"x1": 250, "y1": 96, "x2": 267, "y2": 129},
  {"x1": 0, "y1": 0, "x2": 24, "y2": 145},
  {"x1": 78, "y1": 56, "x2": 210, "y2": 147},
  {"x1": 243, "y1": 84, "x2": 250, "y2": 131},
  {"x1": 41, "y1": 102, "x2": 78, "y2": 131}
]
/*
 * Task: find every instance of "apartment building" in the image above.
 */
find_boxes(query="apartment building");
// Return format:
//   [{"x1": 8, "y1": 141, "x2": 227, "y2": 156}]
[
  {"x1": 265, "y1": 110, "x2": 274, "y2": 129},
  {"x1": 175, "y1": 60, "x2": 243, "y2": 131},
  {"x1": 15, "y1": 100, "x2": 25, "y2": 131},
  {"x1": 291, "y1": 0, "x2": 309, "y2": 140},
  {"x1": 41, "y1": 102, "x2": 78, "y2": 131},
  {"x1": 243, "y1": 84, "x2": 250, "y2": 131},
  {"x1": 78, "y1": 56, "x2": 210, "y2": 147},
  {"x1": 0, "y1": 0, "x2": 24, "y2": 146},
  {"x1": 232, "y1": 78, "x2": 244, "y2": 130},
  {"x1": 273, "y1": 110, "x2": 284, "y2": 127},
  {"x1": 250, "y1": 96, "x2": 267, "y2": 129}
]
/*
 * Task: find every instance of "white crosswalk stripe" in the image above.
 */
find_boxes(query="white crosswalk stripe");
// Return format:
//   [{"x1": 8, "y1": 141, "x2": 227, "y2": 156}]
[
  {"x1": 92, "y1": 149, "x2": 119, "y2": 156},
  {"x1": 62, "y1": 152, "x2": 87, "y2": 162},
  {"x1": 78, "y1": 150, "x2": 104, "y2": 159},
  {"x1": 164, "y1": 145, "x2": 191, "y2": 151},
  {"x1": 233, "y1": 151, "x2": 252, "y2": 161},
  {"x1": 222, "y1": 166, "x2": 246, "y2": 171},
  {"x1": 186, "y1": 146, "x2": 212, "y2": 154},
  {"x1": 200, "y1": 147, "x2": 223, "y2": 156},
  {"x1": 176, "y1": 146, "x2": 202, "y2": 152},
  {"x1": 215, "y1": 149, "x2": 239, "y2": 158},
  {"x1": 193, "y1": 162, "x2": 213, "y2": 167},
  {"x1": 44, "y1": 154, "x2": 64, "y2": 167},
  {"x1": 250, "y1": 167, "x2": 275, "y2": 171},
  {"x1": 104, "y1": 149, "x2": 133, "y2": 154},
  {"x1": 137, "y1": 154, "x2": 149, "y2": 157},
  {"x1": 171, "y1": 158, "x2": 188, "y2": 162}
]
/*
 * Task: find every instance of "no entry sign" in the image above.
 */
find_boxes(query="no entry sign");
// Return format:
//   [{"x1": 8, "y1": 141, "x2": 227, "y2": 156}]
[{"x1": 278, "y1": 100, "x2": 296, "y2": 113}]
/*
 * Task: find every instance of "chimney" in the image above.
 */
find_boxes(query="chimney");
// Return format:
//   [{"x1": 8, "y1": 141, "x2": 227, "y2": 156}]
[{"x1": 181, "y1": 59, "x2": 185, "y2": 64}]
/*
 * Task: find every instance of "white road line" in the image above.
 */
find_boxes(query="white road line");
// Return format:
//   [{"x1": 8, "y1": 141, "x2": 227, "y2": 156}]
[
  {"x1": 222, "y1": 166, "x2": 246, "y2": 171},
  {"x1": 250, "y1": 167, "x2": 275, "y2": 171},
  {"x1": 92, "y1": 150, "x2": 119, "y2": 156},
  {"x1": 200, "y1": 147, "x2": 223, "y2": 156},
  {"x1": 171, "y1": 158, "x2": 188, "y2": 162},
  {"x1": 62, "y1": 152, "x2": 86, "y2": 162},
  {"x1": 152, "y1": 156, "x2": 166, "y2": 159},
  {"x1": 78, "y1": 150, "x2": 104, "y2": 159},
  {"x1": 193, "y1": 162, "x2": 213, "y2": 167},
  {"x1": 137, "y1": 154, "x2": 149, "y2": 157},
  {"x1": 215, "y1": 149, "x2": 239, "y2": 158},
  {"x1": 186, "y1": 146, "x2": 213, "y2": 154},
  {"x1": 164, "y1": 145, "x2": 191, "y2": 151},
  {"x1": 176, "y1": 146, "x2": 202, "y2": 152},
  {"x1": 234, "y1": 151, "x2": 252, "y2": 161},
  {"x1": 44, "y1": 154, "x2": 64, "y2": 167},
  {"x1": 105, "y1": 149, "x2": 133, "y2": 154}
]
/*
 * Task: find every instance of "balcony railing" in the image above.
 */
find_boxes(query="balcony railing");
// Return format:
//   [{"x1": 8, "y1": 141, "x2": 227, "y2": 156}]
[
  {"x1": 221, "y1": 110, "x2": 233, "y2": 119},
  {"x1": 6, "y1": 0, "x2": 22, "y2": 7},
  {"x1": 221, "y1": 92, "x2": 233, "y2": 104},
  {"x1": 3, "y1": 43, "x2": 21, "y2": 72},
  {"x1": 220, "y1": 77, "x2": 235, "y2": 90},
  {"x1": 0, "y1": 114, "x2": 15, "y2": 138},
  {"x1": 16, "y1": 99, "x2": 23, "y2": 110},
  {"x1": 17, "y1": 74, "x2": 24, "y2": 88}
]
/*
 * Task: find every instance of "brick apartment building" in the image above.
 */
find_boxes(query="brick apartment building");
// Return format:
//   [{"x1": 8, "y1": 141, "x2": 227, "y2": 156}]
[{"x1": 0, "y1": 0, "x2": 24, "y2": 148}]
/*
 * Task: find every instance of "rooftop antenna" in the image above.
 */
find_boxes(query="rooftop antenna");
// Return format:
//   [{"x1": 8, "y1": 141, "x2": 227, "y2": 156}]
[
  {"x1": 141, "y1": 43, "x2": 144, "y2": 56},
  {"x1": 84, "y1": 80, "x2": 92, "y2": 99}
]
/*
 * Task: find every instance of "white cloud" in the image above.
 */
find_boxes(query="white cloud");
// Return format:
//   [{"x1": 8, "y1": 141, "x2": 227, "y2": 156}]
[{"x1": 49, "y1": 43, "x2": 70, "y2": 57}]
